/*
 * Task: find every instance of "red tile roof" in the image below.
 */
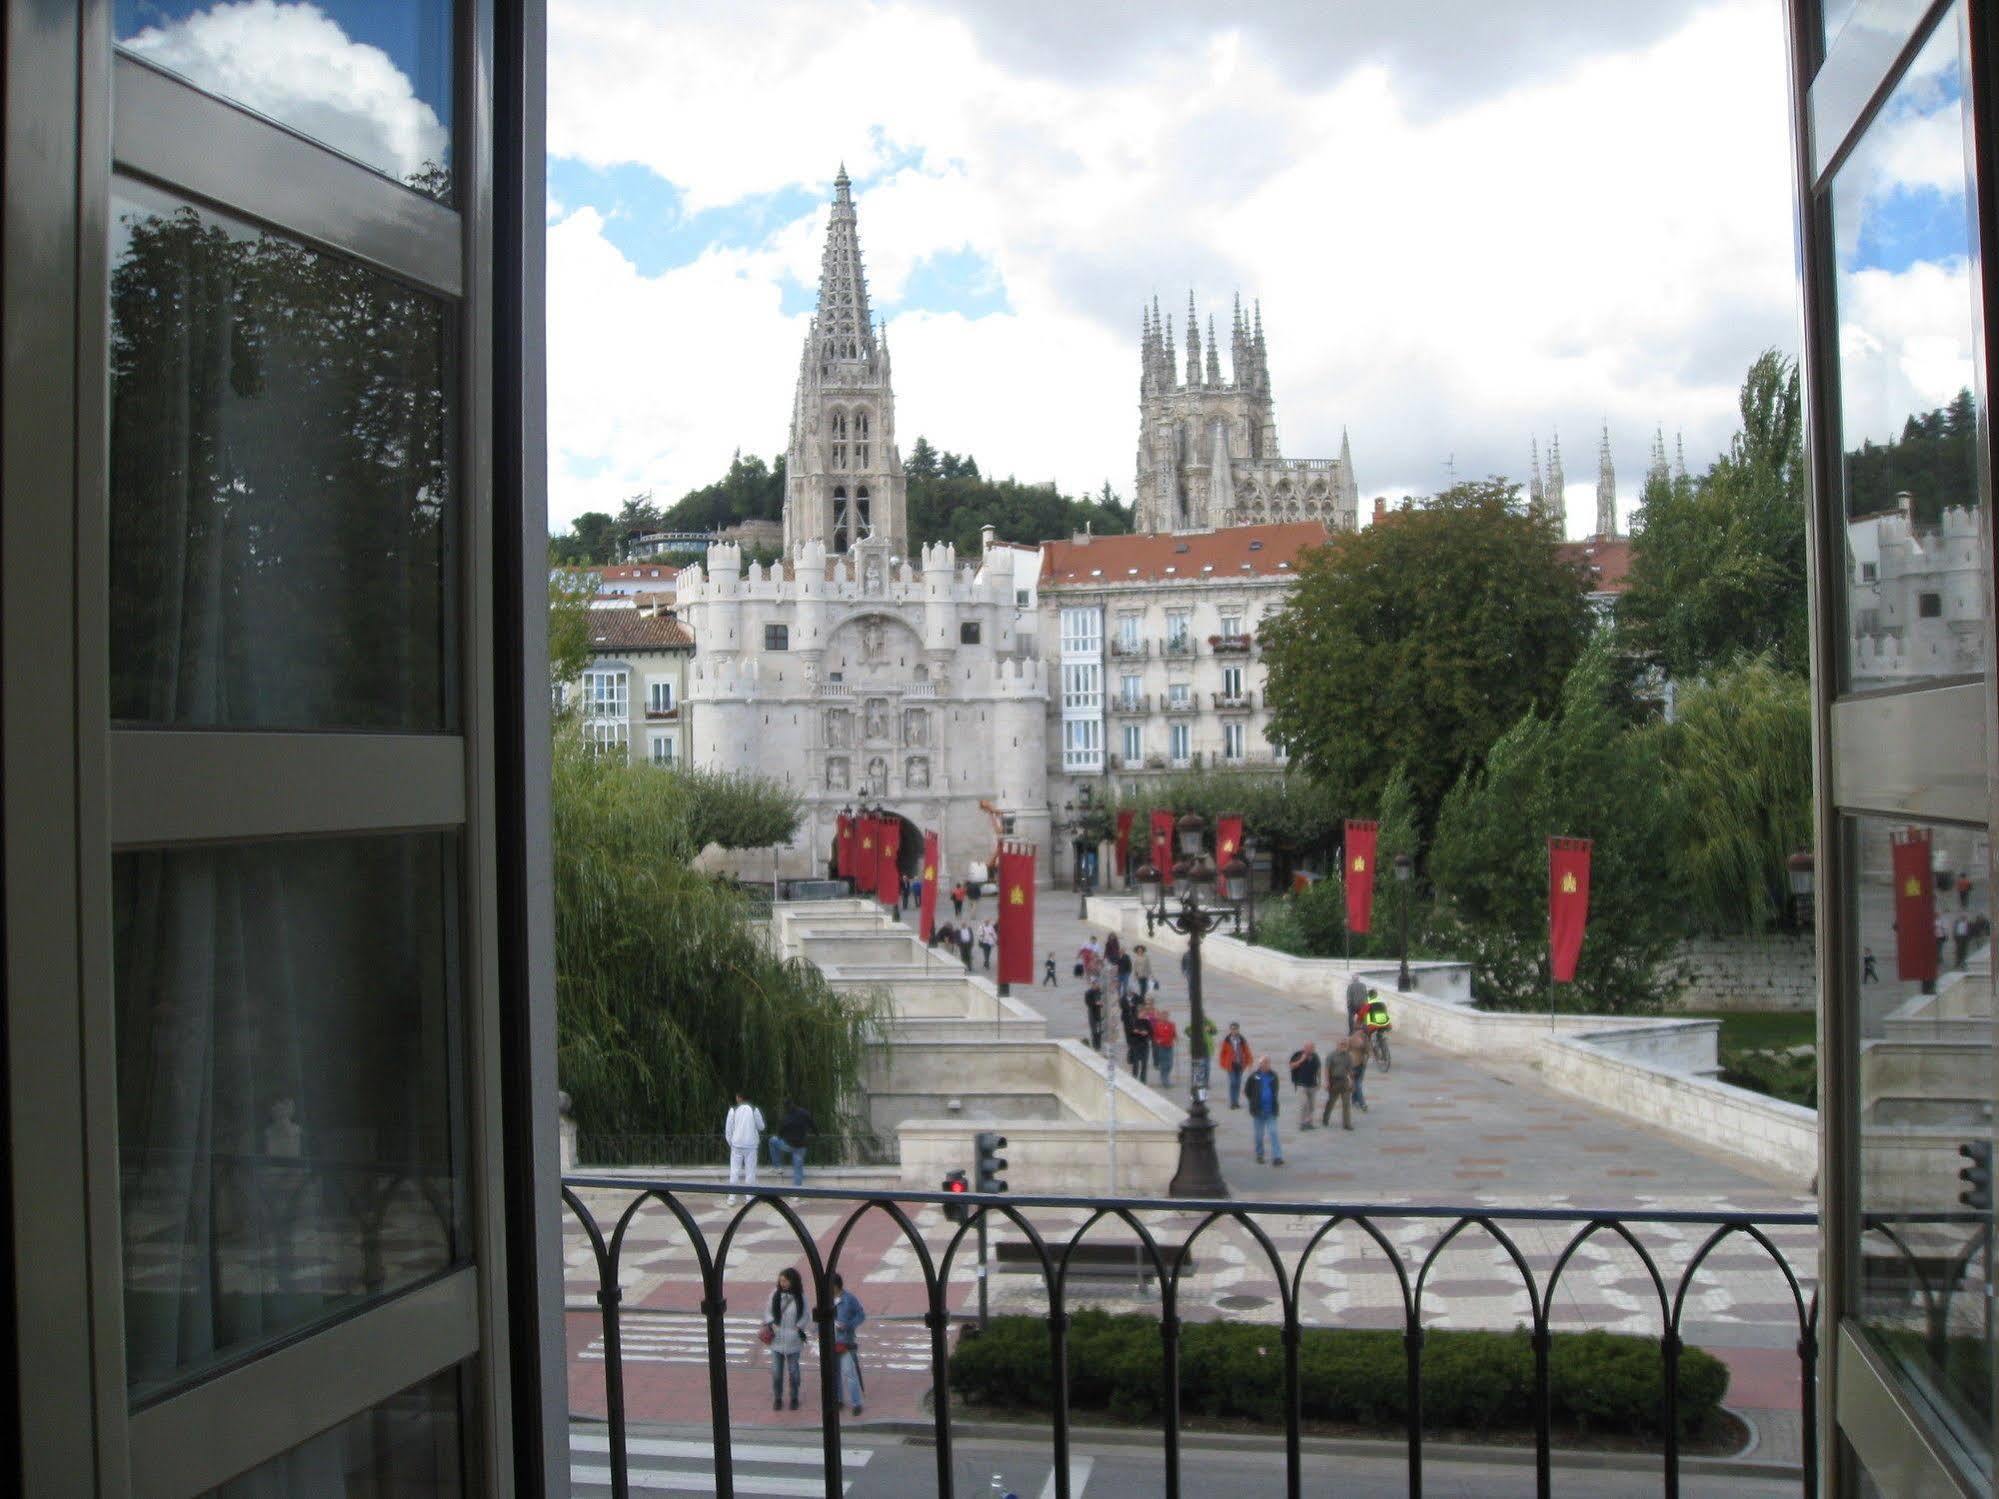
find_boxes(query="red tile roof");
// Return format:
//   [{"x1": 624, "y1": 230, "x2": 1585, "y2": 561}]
[
  {"x1": 587, "y1": 611, "x2": 693, "y2": 651},
  {"x1": 1556, "y1": 536, "x2": 1634, "y2": 594},
  {"x1": 1040, "y1": 522, "x2": 1331, "y2": 586},
  {"x1": 598, "y1": 563, "x2": 680, "y2": 583}
]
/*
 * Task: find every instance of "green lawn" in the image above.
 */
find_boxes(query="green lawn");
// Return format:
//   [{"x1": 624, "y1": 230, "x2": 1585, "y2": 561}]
[
  {"x1": 1686, "y1": 1008, "x2": 1817, "y2": 1109},
  {"x1": 1696, "y1": 1009, "x2": 1815, "y2": 1053}
]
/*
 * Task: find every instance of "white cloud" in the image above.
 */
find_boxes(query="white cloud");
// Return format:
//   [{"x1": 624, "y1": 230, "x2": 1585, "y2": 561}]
[
  {"x1": 546, "y1": 1, "x2": 1801, "y2": 538},
  {"x1": 123, "y1": 1, "x2": 448, "y2": 182},
  {"x1": 1838, "y1": 258, "x2": 1976, "y2": 450}
]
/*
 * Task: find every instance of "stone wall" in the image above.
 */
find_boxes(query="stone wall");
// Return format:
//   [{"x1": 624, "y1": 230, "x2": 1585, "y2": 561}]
[{"x1": 1668, "y1": 934, "x2": 1817, "y2": 1014}]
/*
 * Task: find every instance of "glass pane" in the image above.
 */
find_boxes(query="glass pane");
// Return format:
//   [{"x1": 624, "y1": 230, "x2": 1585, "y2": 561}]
[
  {"x1": 115, "y1": 1, "x2": 453, "y2": 200},
  {"x1": 109, "y1": 181, "x2": 456, "y2": 731},
  {"x1": 116, "y1": 834, "x2": 464, "y2": 1402},
  {"x1": 201, "y1": 1366, "x2": 466, "y2": 1497},
  {"x1": 1850, "y1": 813, "x2": 1994, "y2": 1472},
  {"x1": 1828, "y1": 7, "x2": 1988, "y2": 693}
]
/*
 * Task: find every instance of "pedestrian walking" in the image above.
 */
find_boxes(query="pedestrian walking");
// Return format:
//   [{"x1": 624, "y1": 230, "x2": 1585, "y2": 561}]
[
  {"x1": 1321, "y1": 1042, "x2": 1355, "y2": 1130},
  {"x1": 1935, "y1": 913, "x2": 1949, "y2": 968},
  {"x1": 1288, "y1": 1042, "x2": 1322, "y2": 1130},
  {"x1": 951, "y1": 883, "x2": 965, "y2": 918},
  {"x1": 1124, "y1": 1006, "x2": 1153, "y2": 1082},
  {"x1": 956, "y1": 920, "x2": 975, "y2": 970},
  {"x1": 1193, "y1": 1014, "x2": 1218, "y2": 1091},
  {"x1": 1346, "y1": 972, "x2": 1369, "y2": 1034},
  {"x1": 1083, "y1": 982, "x2": 1106, "y2": 1051},
  {"x1": 1863, "y1": 947, "x2": 1878, "y2": 983},
  {"x1": 763, "y1": 1267, "x2": 808, "y2": 1411},
  {"x1": 1959, "y1": 871, "x2": 1974, "y2": 909},
  {"x1": 1179, "y1": 948, "x2": 1192, "y2": 981},
  {"x1": 1345, "y1": 1029, "x2": 1371, "y2": 1112},
  {"x1": 1150, "y1": 1006, "x2": 1179, "y2": 1087},
  {"x1": 831, "y1": 1272, "x2": 867, "y2": 1417},
  {"x1": 1245, "y1": 1056, "x2": 1284, "y2": 1166},
  {"x1": 1043, "y1": 951, "x2": 1059, "y2": 986},
  {"x1": 1104, "y1": 932, "x2": 1123, "y2": 970},
  {"x1": 1076, "y1": 937, "x2": 1100, "y2": 984},
  {"x1": 1219, "y1": 1023, "x2": 1252, "y2": 1109},
  {"x1": 1115, "y1": 947, "x2": 1133, "y2": 1001},
  {"x1": 1130, "y1": 945, "x2": 1153, "y2": 1001},
  {"x1": 724, "y1": 1091, "x2": 765, "y2": 1204},
  {"x1": 768, "y1": 1098, "x2": 813, "y2": 1187},
  {"x1": 1955, "y1": 914, "x2": 1972, "y2": 970},
  {"x1": 978, "y1": 919, "x2": 998, "y2": 971}
]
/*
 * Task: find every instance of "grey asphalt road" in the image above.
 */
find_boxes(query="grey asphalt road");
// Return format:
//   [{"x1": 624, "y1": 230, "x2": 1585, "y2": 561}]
[{"x1": 570, "y1": 1423, "x2": 1804, "y2": 1497}]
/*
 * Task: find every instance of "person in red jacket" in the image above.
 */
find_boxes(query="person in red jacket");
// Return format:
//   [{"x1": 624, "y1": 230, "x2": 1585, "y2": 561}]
[
  {"x1": 1148, "y1": 1005, "x2": 1179, "y2": 1087},
  {"x1": 1218, "y1": 1022, "x2": 1252, "y2": 1109}
]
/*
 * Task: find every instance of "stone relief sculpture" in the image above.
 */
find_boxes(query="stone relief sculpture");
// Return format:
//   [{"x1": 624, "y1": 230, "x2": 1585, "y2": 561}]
[
  {"x1": 864, "y1": 697, "x2": 889, "y2": 741},
  {"x1": 904, "y1": 708, "x2": 928, "y2": 746},
  {"x1": 826, "y1": 756, "x2": 849, "y2": 791},
  {"x1": 826, "y1": 709, "x2": 850, "y2": 748},
  {"x1": 860, "y1": 617, "x2": 886, "y2": 661},
  {"x1": 906, "y1": 755, "x2": 930, "y2": 789},
  {"x1": 865, "y1": 756, "x2": 888, "y2": 796},
  {"x1": 863, "y1": 555, "x2": 885, "y2": 596}
]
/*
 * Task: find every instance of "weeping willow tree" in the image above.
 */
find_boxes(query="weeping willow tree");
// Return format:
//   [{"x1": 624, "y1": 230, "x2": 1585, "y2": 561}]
[
  {"x1": 1649, "y1": 655, "x2": 1813, "y2": 935},
  {"x1": 553, "y1": 738, "x2": 886, "y2": 1140}
]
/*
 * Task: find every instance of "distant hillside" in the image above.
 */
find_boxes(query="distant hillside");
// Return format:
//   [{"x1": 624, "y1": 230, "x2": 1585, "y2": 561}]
[{"x1": 549, "y1": 438, "x2": 1131, "y2": 565}]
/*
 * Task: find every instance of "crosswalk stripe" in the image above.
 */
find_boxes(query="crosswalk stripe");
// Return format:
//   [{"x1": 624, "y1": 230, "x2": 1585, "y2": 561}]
[
  {"x1": 571, "y1": 1463, "x2": 850, "y2": 1495},
  {"x1": 571, "y1": 1434, "x2": 872, "y2": 1466}
]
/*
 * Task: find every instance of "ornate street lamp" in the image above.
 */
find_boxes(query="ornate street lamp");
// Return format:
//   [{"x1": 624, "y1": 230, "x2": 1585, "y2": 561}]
[
  {"x1": 1393, "y1": 851, "x2": 1414, "y2": 991},
  {"x1": 1139, "y1": 811, "x2": 1242, "y2": 1199},
  {"x1": 1787, "y1": 849, "x2": 1815, "y2": 930}
]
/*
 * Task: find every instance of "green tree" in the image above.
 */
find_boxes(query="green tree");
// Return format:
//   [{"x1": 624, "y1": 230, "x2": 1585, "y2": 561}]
[
  {"x1": 1107, "y1": 771, "x2": 1345, "y2": 871},
  {"x1": 1427, "y1": 637, "x2": 1681, "y2": 1012},
  {"x1": 1259, "y1": 478, "x2": 1591, "y2": 837},
  {"x1": 906, "y1": 435, "x2": 939, "y2": 479},
  {"x1": 1620, "y1": 352, "x2": 1808, "y2": 678},
  {"x1": 1648, "y1": 654, "x2": 1813, "y2": 934},
  {"x1": 548, "y1": 574, "x2": 594, "y2": 693},
  {"x1": 548, "y1": 510, "x2": 622, "y2": 566}
]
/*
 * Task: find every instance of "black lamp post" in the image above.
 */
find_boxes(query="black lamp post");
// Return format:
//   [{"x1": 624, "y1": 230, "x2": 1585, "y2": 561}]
[
  {"x1": 1240, "y1": 829, "x2": 1258, "y2": 939},
  {"x1": 1787, "y1": 849, "x2": 1815, "y2": 930},
  {"x1": 1393, "y1": 851, "x2": 1414, "y2": 991},
  {"x1": 1137, "y1": 811, "x2": 1245, "y2": 1200}
]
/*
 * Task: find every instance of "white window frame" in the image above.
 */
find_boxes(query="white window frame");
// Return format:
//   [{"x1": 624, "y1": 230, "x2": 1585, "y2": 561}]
[
  {"x1": 1121, "y1": 722, "x2": 1143, "y2": 762},
  {"x1": 649, "y1": 733, "x2": 677, "y2": 766},
  {"x1": 1169, "y1": 721, "x2": 1191, "y2": 762},
  {"x1": 647, "y1": 679, "x2": 675, "y2": 713},
  {"x1": 1223, "y1": 721, "x2": 1246, "y2": 761}
]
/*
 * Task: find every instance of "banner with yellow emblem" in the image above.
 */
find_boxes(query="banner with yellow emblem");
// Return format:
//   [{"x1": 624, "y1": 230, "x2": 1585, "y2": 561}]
[
  {"x1": 997, "y1": 838, "x2": 1036, "y2": 986},
  {"x1": 1344, "y1": 819, "x2": 1378, "y2": 934},
  {"x1": 1547, "y1": 836, "x2": 1592, "y2": 983}
]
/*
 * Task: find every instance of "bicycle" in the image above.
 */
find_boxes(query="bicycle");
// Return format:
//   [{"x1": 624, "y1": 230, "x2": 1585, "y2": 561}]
[{"x1": 1367, "y1": 1026, "x2": 1391, "y2": 1071}]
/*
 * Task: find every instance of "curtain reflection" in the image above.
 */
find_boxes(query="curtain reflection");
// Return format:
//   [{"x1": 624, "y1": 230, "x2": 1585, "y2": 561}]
[
  {"x1": 109, "y1": 184, "x2": 453, "y2": 730},
  {"x1": 116, "y1": 836, "x2": 461, "y2": 1401},
  {"x1": 201, "y1": 1367, "x2": 465, "y2": 1497}
]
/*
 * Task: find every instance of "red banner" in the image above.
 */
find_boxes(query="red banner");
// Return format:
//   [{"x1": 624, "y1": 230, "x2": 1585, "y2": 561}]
[
  {"x1": 875, "y1": 818, "x2": 902, "y2": 907},
  {"x1": 1115, "y1": 810, "x2": 1135, "y2": 876},
  {"x1": 836, "y1": 813, "x2": 854, "y2": 879},
  {"x1": 1345, "y1": 820, "x2": 1379, "y2": 934},
  {"x1": 1217, "y1": 815, "x2": 1245, "y2": 868},
  {"x1": 1891, "y1": 827, "x2": 1938, "y2": 983},
  {"x1": 919, "y1": 831, "x2": 940, "y2": 942},
  {"x1": 854, "y1": 815, "x2": 880, "y2": 895},
  {"x1": 1548, "y1": 836, "x2": 1592, "y2": 983},
  {"x1": 1149, "y1": 810, "x2": 1175, "y2": 877},
  {"x1": 997, "y1": 840, "x2": 1036, "y2": 985}
]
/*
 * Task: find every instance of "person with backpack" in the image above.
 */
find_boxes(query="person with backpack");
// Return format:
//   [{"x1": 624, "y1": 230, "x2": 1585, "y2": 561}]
[
  {"x1": 763, "y1": 1267, "x2": 808, "y2": 1411},
  {"x1": 724, "y1": 1090, "x2": 765, "y2": 1204},
  {"x1": 768, "y1": 1098, "x2": 814, "y2": 1187},
  {"x1": 1288, "y1": 1042, "x2": 1322, "y2": 1130},
  {"x1": 831, "y1": 1272, "x2": 867, "y2": 1417},
  {"x1": 1245, "y1": 1056, "x2": 1284, "y2": 1166},
  {"x1": 1218, "y1": 1023, "x2": 1252, "y2": 1109}
]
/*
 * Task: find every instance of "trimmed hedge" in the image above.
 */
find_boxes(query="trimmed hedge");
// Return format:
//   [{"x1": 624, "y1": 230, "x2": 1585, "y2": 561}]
[{"x1": 949, "y1": 1312, "x2": 1730, "y2": 1438}]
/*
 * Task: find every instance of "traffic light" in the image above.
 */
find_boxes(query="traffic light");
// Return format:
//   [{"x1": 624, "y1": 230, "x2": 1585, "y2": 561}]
[
  {"x1": 975, "y1": 1131, "x2": 1009, "y2": 1196},
  {"x1": 1961, "y1": 1140, "x2": 1993, "y2": 1212},
  {"x1": 941, "y1": 1169, "x2": 970, "y2": 1222}
]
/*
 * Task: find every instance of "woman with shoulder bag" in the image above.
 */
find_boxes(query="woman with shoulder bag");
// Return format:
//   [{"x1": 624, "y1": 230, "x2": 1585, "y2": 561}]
[{"x1": 764, "y1": 1266, "x2": 808, "y2": 1410}]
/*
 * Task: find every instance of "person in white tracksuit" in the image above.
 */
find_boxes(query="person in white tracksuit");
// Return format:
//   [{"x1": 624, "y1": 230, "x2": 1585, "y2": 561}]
[{"x1": 724, "y1": 1092, "x2": 765, "y2": 1203}]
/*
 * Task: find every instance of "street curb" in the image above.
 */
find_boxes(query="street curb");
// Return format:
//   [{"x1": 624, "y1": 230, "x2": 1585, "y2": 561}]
[{"x1": 579, "y1": 1413, "x2": 1803, "y2": 1480}]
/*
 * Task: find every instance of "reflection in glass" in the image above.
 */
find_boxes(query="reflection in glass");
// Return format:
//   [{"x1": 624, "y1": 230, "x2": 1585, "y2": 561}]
[
  {"x1": 115, "y1": 0, "x2": 453, "y2": 199},
  {"x1": 200, "y1": 1366, "x2": 465, "y2": 1497},
  {"x1": 115, "y1": 835, "x2": 463, "y2": 1402},
  {"x1": 1851, "y1": 814, "x2": 1994, "y2": 1470},
  {"x1": 109, "y1": 182, "x2": 455, "y2": 730},
  {"x1": 1829, "y1": 6, "x2": 1988, "y2": 691}
]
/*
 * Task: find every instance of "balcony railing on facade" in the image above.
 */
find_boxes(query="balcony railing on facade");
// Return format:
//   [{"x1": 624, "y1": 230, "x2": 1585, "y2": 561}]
[
  {"x1": 1163, "y1": 694, "x2": 1199, "y2": 715},
  {"x1": 1213, "y1": 691, "x2": 1255, "y2": 712},
  {"x1": 1209, "y1": 633, "x2": 1255, "y2": 655},
  {"x1": 561, "y1": 1177, "x2": 1822, "y2": 1499},
  {"x1": 1162, "y1": 636, "x2": 1194, "y2": 657},
  {"x1": 1109, "y1": 693, "x2": 1150, "y2": 714},
  {"x1": 1108, "y1": 638, "x2": 1150, "y2": 658}
]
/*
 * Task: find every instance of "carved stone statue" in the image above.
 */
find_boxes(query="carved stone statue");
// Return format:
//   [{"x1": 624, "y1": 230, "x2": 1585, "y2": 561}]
[
  {"x1": 826, "y1": 756, "x2": 849, "y2": 791},
  {"x1": 865, "y1": 756, "x2": 888, "y2": 796},
  {"x1": 906, "y1": 755, "x2": 930, "y2": 789},
  {"x1": 864, "y1": 697, "x2": 889, "y2": 742},
  {"x1": 904, "y1": 708, "x2": 928, "y2": 746},
  {"x1": 860, "y1": 617, "x2": 886, "y2": 661},
  {"x1": 826, "y1": 709, "x2": 850, "y2": 748},
  {"x1": 863, "y1": 555, "x2": 885, "y2": 596}
]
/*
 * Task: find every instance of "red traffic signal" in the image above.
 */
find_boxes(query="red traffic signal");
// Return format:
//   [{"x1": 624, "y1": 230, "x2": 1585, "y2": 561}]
[{"x1": 941, "y1": 1168, "x2": 970, "y2": 1222}]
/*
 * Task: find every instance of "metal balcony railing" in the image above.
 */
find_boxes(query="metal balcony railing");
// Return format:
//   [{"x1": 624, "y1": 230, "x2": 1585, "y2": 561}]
[
  {"x1": 1108, "y1": 638, "x2": 1150, "y2": 658},
  {"x1": 561, "y1": 1178, "x2": 1820, "y2": 1499},
  {"x1": 1108, "y1": 693, "x2": 1149, "y2": 714},
  {"x1": 1163, "y1": 694, "x2": 1198, "y2": 715},
  {"x1": 1213, "y1": 690, "x2": 1255, "y2": 711}
]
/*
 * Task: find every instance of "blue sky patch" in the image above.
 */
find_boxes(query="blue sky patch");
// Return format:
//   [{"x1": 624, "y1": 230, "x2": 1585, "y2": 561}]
[
  {"x1": 887, "y1": 248, "x2": 1011, "y2": 318},
  {"x1": 1849, "y1": 181, "x2": 1968, "y2": 276},
  {"x1": 548, "y1": 158, "x2": 819, "y2": 277}
]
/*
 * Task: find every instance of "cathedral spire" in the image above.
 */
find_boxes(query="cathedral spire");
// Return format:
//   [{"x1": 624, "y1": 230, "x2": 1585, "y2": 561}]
[
  {"x1": 1674, "y1": 431, "x2": 1688, "y2": 484},
  {"x1": 1252, "y1": 299, "x2": 1268, "y2": 389},
  {"x1": 1596, "y1": 421, "x2": 1617, "y2": 538},
  {"x1": 813, "y1": 163, "x2": 874, "y2": 365},
  {"x1": 1529, "y1": 436, "x2": 1545, "y2": 511},
  {"x1": 1546, "y1": 428, "x2": 1566, "y2": 532},
  {"x1": 1205, "y1": 314, "x2": 1221, "y2": 385},
  {"x1": 1647, "y1": 424, "x2": 1670, "y2": 489},
  {"x1": 1185, "y1": 291, "x2": 1202, "y2": 386}
]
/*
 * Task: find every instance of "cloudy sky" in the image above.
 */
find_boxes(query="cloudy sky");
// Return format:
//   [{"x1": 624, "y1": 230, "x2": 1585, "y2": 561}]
[
  {"x1": 545, "y1": 0, "x2": 1806, "y2": 539},
  {"x1": 116, "y1": 3, "x2": 1978, "y2": 543}
]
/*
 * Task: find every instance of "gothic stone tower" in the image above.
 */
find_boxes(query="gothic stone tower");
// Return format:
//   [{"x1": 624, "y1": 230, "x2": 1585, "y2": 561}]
[
  {"x1": 782, "y1": 167, "x2": 909, "y2": 557},
  {"x1": 1133, "y1": 293, "x2": 1358, "y2": 534}
]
